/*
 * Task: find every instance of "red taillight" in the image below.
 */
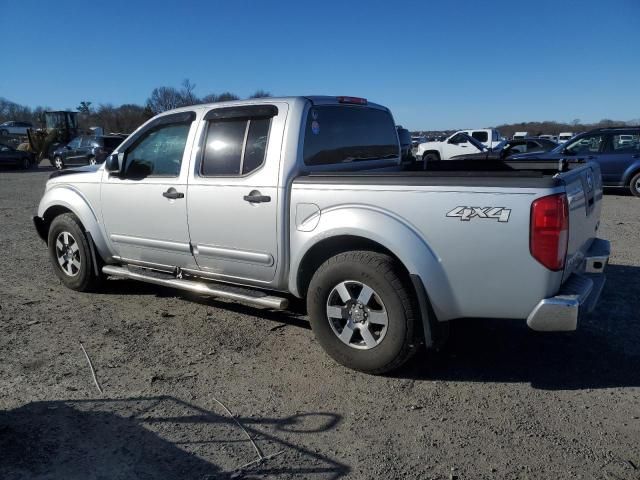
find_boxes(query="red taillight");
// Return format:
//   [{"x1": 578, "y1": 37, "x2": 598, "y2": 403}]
[
  {"x1": 530, "y1": 193, "x2": 569, "y2": 271},
  {"x1": 336, "y1": 96, "x2": 367, "y2": 105}
]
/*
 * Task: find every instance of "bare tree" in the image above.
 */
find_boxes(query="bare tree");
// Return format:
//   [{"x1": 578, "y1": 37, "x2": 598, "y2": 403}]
[
  {"x1": 216, "y1": 92, "x2": 240, "y2": 102},
  {"x1": 146, "y1": 86, "x2": 183, "y2": 114},
  {"x1": 180, "y1": 79, "x2": 198, "y2": 106},
  {"x1": 249, "y1": 89, "x2": 272, "y2": 99},
  {"x1": 77, "y1": 101, "x2": 92, "y2": 114},
  {"x1": 200, "y1": 94, "x2": 220, "y2": 103}
]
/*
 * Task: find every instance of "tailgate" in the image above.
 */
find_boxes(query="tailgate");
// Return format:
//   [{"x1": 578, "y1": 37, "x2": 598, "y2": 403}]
[{"x1": 561, "y1": 162, "x2": 603, "y2": 281}]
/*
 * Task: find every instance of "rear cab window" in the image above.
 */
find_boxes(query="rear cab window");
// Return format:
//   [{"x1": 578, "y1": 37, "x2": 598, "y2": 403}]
[{"x1": 303, "y1": 105, "x2": 399, "y2": 167}]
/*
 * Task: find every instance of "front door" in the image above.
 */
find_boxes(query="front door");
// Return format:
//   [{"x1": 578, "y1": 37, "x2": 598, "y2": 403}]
[
  {"x1": 100, "y1": 112, "x2": 198, "y2": 270},
  {"x1": 186, "y1": 103, "x2": 287, "y2": 284},
  {"x1": 65, "y1": 136, "x2": 83, "y2": 164},
  {"x1": 563, "y1": 132, "x2": 607, "y2": 179},
  {"x1": 443, "y1": 133, "x2": 479, "y2": 159}
]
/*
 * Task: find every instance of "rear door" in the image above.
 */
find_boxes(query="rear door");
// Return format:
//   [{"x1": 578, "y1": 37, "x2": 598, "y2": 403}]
[
  {"x1": 598, "y1": 130, "x2": 640, "y2": 185},
  {"x1": 186, "y1": 103, "x2": 287, "y2": 284}
]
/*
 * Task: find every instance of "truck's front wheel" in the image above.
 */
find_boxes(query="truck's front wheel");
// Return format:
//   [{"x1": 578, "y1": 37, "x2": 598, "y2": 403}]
[
  {"x1": 47, "y1": 213, "x2": 103, "y2": 292},
  {"x1": 306, "y1": 251, "x2": 418, "y2": 374}
]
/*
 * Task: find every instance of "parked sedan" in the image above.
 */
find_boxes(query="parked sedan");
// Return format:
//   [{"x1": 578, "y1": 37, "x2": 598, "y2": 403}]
[
  {"x1": 0, "y1": 121, "x2": 33, "y2": 136},
  {"x1": 451, "y1": 138, "x2": 558, "y2": 160},
  {"x1": 512, "y1": 127, "x2": 640, "y2": 196},
  {"x1": 51, "y1": 135, "x2": 125, "y2": 169},
  {"x1": 0, "y1": 143, "x2": 35, "y2": 169}
]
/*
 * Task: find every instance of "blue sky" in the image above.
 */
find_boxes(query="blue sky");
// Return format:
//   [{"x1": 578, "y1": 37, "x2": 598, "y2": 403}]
[{"x1": 2, "y1": 0, "x2": 639, "y2": 130}]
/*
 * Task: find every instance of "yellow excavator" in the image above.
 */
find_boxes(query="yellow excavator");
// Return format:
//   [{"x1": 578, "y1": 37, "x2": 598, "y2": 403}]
[{"x1": 18, "y1": 111, "x2": 78, "y2": 164}]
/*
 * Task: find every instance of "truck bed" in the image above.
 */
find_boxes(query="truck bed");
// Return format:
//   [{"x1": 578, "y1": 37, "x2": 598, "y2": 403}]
[
  {"x1": 291, "y1": 159, "x2": 602, "y2": 321},
  {"x1": 297, "y1": 159, "x2": 588, "y2": 188}
]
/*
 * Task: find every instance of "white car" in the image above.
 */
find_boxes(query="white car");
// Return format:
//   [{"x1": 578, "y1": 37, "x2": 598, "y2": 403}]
[
  {"x1": 558, "y1": 132, "x2": 574, "y2": 144},
  {"x1": 416, "y1": 132, "x2": 486, "y2": 162},
  {"x1": 0, "y1": 121, "x2": 33, "y2": 136}
]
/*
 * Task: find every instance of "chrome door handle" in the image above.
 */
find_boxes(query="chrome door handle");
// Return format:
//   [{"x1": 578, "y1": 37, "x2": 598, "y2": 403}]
[
  {"x1": 244, "y1": 190, "x2": 271, "y2": 203},
  {"x1": 163, "y1": 187, "x2": 184, "y2": 199}
]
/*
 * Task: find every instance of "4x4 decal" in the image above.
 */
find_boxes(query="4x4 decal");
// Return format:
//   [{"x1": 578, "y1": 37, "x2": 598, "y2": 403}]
[{"x1": 446, "y1": 206, "x2": 511, "y2": 222}]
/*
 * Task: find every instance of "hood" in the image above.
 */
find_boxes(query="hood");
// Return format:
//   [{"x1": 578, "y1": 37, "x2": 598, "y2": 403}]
[{"x1": 48, "y1": 164, "x2": 102, "y2": 182}]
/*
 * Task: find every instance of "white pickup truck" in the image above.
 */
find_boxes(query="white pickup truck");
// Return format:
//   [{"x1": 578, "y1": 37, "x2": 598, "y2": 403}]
[
  {"x1": 33, "y1": 96, "x2": 610, "y2": 374},
  {"x1": 415, "y1": 131, "x2": 488, "y2": 162}
]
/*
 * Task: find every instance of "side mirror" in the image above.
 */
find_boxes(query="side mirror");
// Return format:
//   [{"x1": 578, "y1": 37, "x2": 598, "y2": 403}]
[
  {"x1": 105, "y1": 153, "x2": 123, "y2": 174},
  {"x1": 447, "y1": 138, "x2": 457, "y2": 144},
  {"x1": 65, "y1": 145, "x2": 71, "y2": 150}
]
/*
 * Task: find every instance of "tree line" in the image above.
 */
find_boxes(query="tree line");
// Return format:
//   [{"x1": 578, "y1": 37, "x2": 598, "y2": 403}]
[
  {"x1": 414, "y1": 118, "x2": 640, "y2": 139},
  {"x1": 493, "y1": 118, "x2": 640, "y2": 139},
  {"x1": 2, "y1": 85, "x2": 637, "y2": 138},
  {"x1": 0, "y1": 79, "x2": 271, "y2": 134}
]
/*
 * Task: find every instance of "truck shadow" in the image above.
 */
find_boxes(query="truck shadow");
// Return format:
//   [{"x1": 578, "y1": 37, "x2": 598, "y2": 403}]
[
  {"x1": 96, "y1": 278, "x2": 312, "y2": 331},
  {"x1": 401, "y1": 264, "x2": 640, "y2": 390},
  {"x1": 0, "y1": 163, "x2": 55, "y2": 173},
  {"x1": 0, "y1": 396, "x2": 348, "y2": 480}
]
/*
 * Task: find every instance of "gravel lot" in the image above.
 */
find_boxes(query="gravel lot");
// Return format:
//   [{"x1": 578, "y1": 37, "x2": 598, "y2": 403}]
[{"x1": 1, "y1": 163, "x2": 639, "y2": 480}]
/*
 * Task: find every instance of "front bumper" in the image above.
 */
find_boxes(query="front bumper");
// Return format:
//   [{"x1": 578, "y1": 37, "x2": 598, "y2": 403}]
[
  {"x1": 33, "y1": 216, "x2": 47, "y2": 242},
  {"x1": 526, "y1": 239, "x2": 610, "y2": 332}
]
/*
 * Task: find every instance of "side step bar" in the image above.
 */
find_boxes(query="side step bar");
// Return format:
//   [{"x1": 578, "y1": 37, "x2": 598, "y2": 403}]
[{"x1": 102, "y1": 265, "x2": 288, "y2": 310}]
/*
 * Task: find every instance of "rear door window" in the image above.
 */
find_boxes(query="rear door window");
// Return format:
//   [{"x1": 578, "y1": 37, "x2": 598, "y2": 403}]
[
  {"x1": 201, "y1": 120, "x2": 246, "y2": 176},
  {"x1": 472, "y1": 131, "x2": 488, "y2": 143},
  {"x1": 303, "y1": 106, "x2": 398, "y2": 165},
  {"x1": 608, "y1": 133, "x2": 640, "y2": 153},
  {"x1": 200, "y1": 117, "x2": 271, "y2": 176}
]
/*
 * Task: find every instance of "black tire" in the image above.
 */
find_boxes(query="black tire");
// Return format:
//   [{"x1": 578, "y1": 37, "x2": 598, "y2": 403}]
[
  {"x1": 0, "y1": 129, "x2": 8, "y2": 136},
  {"x1": 53, "y1": 156, "x2": 65, "y2": 170},
  {"x1": 630, "y1": 172, "x2": 640, "y2": 198},
  {"x1": 422, "y1": 152, "x2": 439, "y2": 170},
  {"x1": 306, "y1": 251, "x2": 418, "y2": 374},
  {"x1": 21, "y1": 156, "x2": 31, "y2": 170},
  {"x1": 47, "y1": 213, "x2": 103, "y2": 292},
  {"x1": 88, "y1": 155, "x2": 97, "y2": 166}
]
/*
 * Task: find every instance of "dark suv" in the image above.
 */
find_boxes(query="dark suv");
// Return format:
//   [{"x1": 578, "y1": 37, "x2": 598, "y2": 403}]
[
  {"x1": 51, "y1": 135, "x2": 125, "y2": 170},
  {"x1": 512, "y1": 127, "x2": 640, "y2": 196}
]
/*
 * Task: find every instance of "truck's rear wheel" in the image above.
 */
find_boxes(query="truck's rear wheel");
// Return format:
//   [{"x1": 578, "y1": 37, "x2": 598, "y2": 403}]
[
  {"x1": 630, "y1": 172, "x2": 640, "y2": 198},
  {"x1": 47, "y1": 213, "x2": 103, "y2": 292},
  {"x1": 306, "y1": 251, "x2": 418, "y2": 374}
]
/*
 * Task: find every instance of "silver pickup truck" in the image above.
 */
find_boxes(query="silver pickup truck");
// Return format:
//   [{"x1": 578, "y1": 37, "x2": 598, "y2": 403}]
[{"x1": 33, "y1": 96, "x2": 610, "y2": 374}]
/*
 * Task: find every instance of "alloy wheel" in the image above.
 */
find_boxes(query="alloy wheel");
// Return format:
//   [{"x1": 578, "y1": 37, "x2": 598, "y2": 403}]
[
  {"x1": 55, "y1": 231, "x2": 81, "y2": 277},
  {"x1": 326, "y1": 280, "x2": 388, "y2": 350}
]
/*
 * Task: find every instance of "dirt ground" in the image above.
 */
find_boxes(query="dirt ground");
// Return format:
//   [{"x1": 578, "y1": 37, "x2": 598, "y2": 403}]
[{"x1": 1, "y1": 163, "x2": 639, "y2": 480}]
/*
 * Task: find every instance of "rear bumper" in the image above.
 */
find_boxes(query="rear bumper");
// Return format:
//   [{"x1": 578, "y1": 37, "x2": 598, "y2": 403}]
[{"x1": 526, "y1": 239, "x2": 610, "y2": 332}]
